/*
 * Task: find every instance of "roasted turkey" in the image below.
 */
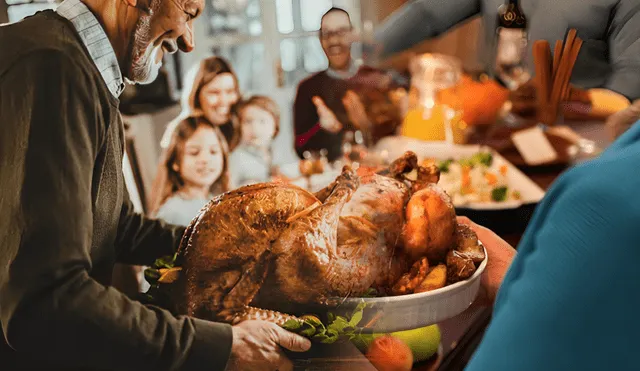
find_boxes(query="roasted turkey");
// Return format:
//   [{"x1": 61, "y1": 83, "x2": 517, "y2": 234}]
[{"x1": 162, "y1": 152, "x2": 462, "y2": 326}]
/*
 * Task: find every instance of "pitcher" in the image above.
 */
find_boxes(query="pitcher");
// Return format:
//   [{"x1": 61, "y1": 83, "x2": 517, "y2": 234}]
[{"x1": 401, "y1": 53, "x2": 468, "y2": 144}]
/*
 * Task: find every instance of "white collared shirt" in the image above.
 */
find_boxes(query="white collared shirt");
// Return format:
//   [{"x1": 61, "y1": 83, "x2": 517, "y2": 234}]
[
  {"x1": 326, "y1": 59, "x2": 362, "y2": 81},
  {"x1": 56, "y1": 0, "x2": 125, "y2": 98}
]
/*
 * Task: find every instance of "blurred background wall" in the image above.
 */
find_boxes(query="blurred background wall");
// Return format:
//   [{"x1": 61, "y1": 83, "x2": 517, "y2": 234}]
[
  {"x1": 373, "y1": 0, "x2": 483, "y2": 73},
  {"x1": 1, "y1": 0, "x2": 485, "y2": 210}
]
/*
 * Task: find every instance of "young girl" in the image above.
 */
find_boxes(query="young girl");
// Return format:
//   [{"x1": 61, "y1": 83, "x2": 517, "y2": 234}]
[
  {"x1": 228, "y1": 96, "x2": 280, "y2": 189},
  {"x1": 150, "y1": 115, "x2": 230, "y2": 226}
]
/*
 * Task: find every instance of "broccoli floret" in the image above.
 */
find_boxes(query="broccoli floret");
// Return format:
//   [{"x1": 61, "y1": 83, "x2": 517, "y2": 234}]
[
  {"x1": 491, "y1": 186, "x2": 508, "y2": 202},
  {"x1": 472, "y1": 152, "x2": 493, "y2": 167},
  {"x1": 438, "y1": 159, "x2": 454, "y2": 173}
]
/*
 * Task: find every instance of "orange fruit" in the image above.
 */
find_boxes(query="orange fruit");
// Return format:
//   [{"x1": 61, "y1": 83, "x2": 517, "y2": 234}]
[{"x1": 365, "y1": 335, "x2": 413, "y2": 371}]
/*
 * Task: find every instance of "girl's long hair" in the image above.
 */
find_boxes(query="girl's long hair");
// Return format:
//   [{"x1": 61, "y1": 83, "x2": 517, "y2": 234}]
[{"x1": 149, "y1": 114, "x2": 230, "y2": 216}]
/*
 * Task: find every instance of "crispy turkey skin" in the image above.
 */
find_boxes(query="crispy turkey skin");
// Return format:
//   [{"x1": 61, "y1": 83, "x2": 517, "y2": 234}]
[{"x1": 166, "y1": 152, "x2": 457, "y2": 325}]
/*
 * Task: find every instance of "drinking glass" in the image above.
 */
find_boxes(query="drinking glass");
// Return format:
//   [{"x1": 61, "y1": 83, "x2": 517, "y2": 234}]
[
  {"x1": 495, "y1": 33, "x2": 530, "y2": 90},
  {"x1": 402, "y1": 53, "x2": 467, "y2": 145},
  {"x1": 299, "y1": 151, "x2": 315, "y2": 190},
  {"x1": 495, "y1": 32, "x2": 531, "y2": 128},
  {"x1": 341, "y1": 131, "x2": 367, "y2": 169}
]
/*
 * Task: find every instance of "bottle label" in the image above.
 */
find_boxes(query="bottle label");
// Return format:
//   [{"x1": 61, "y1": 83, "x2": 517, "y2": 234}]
[{"x1": 496, "y1": 28, "x2": 528, "y2": 64}]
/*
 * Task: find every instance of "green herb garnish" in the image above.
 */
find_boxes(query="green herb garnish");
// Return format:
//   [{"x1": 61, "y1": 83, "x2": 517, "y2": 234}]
[
  {"x1": 438, "y1": 159, "x2": 454, "y2": 173},
  {"x1": 157, "y1": 256, "x2": 175, "y2": 269},
  {"x1": 143, "y1": 253, "x2": 180, "y2": 297},
  {"x1": 491, "y1": 186, "x2": 508, "y2": 202},
  {"x1": 455, "y1": 152, "x2": 494, "y2": 169},
  {"x1": 282, "y1": 319, "x2": 304, "y2": 331},
  {"x1": 362, "y1": 287, "x2": 379, "y2": 298},
  {"x1": 280, "y1": 300, "x2": 373, "y2": 345},
  {"x1": 300, "y1": 323, "x2": 317, "y2": 337},
  {"x1": 472, "y1": 152, "x2": 494, "y2": 167},
  {"x1": 327, "y1": 312, "x2": 336, "y2": 323},
  {"x1": 144, "y1": 269, "x2": 161, "y2": 282}
]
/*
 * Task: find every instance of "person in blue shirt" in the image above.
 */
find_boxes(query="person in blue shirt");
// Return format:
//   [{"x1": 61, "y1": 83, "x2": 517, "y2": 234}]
[{"x1": 460, "y1": 119, "x2": 640, "y2": 370}]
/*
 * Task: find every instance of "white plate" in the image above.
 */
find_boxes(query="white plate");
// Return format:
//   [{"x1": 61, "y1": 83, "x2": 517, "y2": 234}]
[
  {"x1": 325, "y1": 244, "x2": 488, "y2": 333},
  {"x1": 374, "y1": 137, "x2": 546, "y2": 210}
]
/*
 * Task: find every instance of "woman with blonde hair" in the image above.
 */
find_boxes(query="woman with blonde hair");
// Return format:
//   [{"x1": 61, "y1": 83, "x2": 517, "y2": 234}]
[
  {"x1": 181, "y1": 56, "x2": 242, "y2": 150},
  {"x1": 149, "y1": 114, "x2": 231, "y2": 226}
]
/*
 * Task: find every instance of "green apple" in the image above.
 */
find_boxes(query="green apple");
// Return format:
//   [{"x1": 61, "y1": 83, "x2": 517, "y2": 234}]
[
  {"x1": 389, "y1": 325, "x2": 441, "y2": 363},
  {"x1": 353, "y1": 325, "x2": 441, "y2": 363}
]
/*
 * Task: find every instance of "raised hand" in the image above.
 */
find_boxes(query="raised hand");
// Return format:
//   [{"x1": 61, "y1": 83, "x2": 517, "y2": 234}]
[
  {"x1": 342, "y1": 90, "x2": 370, "y2": 130},
  {"x1": 312, "y1": 96, "x2": 343, "y2": 134}
]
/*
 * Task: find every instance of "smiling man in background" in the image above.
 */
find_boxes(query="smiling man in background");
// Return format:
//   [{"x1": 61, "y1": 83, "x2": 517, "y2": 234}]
[
  {"x1": 294, "y1": 7, "x2": 402, "y2": 162},
  {"x1": 0, "y1": 0, "x2": 310, "y2": 370}
]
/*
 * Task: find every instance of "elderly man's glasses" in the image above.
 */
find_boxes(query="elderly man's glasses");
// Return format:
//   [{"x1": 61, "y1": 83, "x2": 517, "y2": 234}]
[{"x1": 320, "y1": 27, "x2": 353, "y2": 40}]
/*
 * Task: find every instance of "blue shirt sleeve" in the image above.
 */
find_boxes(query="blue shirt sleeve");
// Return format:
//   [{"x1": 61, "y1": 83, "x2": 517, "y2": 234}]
[{"x1": 465, "y1": 158, "x2": 640, "y2": 371}]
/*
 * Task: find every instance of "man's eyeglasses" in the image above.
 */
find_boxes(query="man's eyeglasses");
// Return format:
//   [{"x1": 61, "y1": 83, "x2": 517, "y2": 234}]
[{"x1": 320, "y1": 27, "x2": 353, "y2": 40}]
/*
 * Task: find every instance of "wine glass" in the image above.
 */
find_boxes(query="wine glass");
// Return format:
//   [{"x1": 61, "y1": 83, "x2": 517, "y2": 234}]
[
  {"x1": 312, "y1": 149, "x2": 327, "y2": 175},
  {"x1": 342, "y1": 132, "x2": 353, "y2": 162},
  {"x1": 495, "y1": 33, "x2": 531, "y2": 128},
  {"x1": 299, "y1": 151, "x2": 315, "y2": 190},
  {"x1": 342, "y1": 131, "x2": 367, "y2": 169},
  {"x1": 319, "y1": 148, "x2": 329, "y2": 166},
  {"x1": 495, "y1": 25, "x2": 530, "y2": 90}
]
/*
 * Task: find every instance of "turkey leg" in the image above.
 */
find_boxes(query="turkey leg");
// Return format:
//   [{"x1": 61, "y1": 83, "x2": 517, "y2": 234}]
[{"x1": 214, "y1": 250, "x2": 305, "y2": 326}]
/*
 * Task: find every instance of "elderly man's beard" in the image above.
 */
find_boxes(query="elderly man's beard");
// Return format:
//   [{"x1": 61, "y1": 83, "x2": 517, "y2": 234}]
[{"x1": 126, "y1": 4, "x2": 163, "y2": 85}]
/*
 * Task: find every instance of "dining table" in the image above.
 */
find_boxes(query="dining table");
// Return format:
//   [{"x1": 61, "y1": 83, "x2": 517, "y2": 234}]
[{"x1": 287, "y1": 119, "x2": 613, "y2": 371}]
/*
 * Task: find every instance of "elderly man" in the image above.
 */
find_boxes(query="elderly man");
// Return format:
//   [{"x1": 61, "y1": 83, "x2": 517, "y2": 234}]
[
  {"x1": 0, "y1": 0, "x2": 310, "y2": 370},
  {"x1": 375, "y1": 0, "x2": 640, "y2": 101},
  {"x1": 294, "y1": 7, "x2": 402, "y2": 162}
]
